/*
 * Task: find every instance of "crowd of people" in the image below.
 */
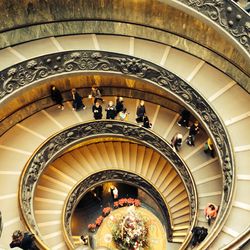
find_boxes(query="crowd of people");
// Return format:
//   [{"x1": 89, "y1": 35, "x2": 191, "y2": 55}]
[
  {"x1": 51, "y1": 85, "x2": 217, "y2": 156},
  {"x1": 50, "y1": 86, "x2": 152, "y2": 128},
  {"x1": 171, "y1": 110, "x2": 216, "y2": 158}
]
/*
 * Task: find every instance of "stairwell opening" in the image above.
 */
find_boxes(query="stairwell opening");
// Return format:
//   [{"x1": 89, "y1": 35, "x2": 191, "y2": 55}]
[{"x1": 71, "y1": 181, "x2": 167, "y2": 249}]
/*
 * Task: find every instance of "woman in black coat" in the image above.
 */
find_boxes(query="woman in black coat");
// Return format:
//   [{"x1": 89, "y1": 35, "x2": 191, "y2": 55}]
[
  {"x1": 142, "y1": 116, "x2": 152, "y2": 129},
  {"x1": 10, "y1": 230, "x2": 39, "y2": 250},
  {"x1": 136, "y1": 100, "x2": 146, "y2": 123},
  {"x1": 177, "y1": 109, "x2": 190, "y2": 128},
  {"x1": 71, "y1": 88, "x2": 86, "y2": 111},
  {"x1": 115, "y1": 97, "x2": 124, "y2": 115},
  {"x1": 50, "y1": 85, "x2": 64, "y2": 110}
]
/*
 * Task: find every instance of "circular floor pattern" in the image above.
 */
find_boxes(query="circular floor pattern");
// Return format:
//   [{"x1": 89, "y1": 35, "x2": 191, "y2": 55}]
[{"x1": 95, "y1": 206, "x2": 167, "y2": 249}]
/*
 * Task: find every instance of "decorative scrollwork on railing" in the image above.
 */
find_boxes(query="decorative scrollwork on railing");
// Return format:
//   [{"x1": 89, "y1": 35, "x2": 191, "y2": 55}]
[
  {"x1": 63, "y1": 170, "x2": 174, "y2": 245},
  {"x1": 0, "y1": 52, "x2": 116, "y2": 100},
  {"x1": 20, "y1": 121, "x2": 197, "y2": 242},
  {"x1": 177, "y1": 0, "x2": 250, "y2": 53},
  {"x1": 5, "y1": 50, "x2": 232, "y2": 247}
]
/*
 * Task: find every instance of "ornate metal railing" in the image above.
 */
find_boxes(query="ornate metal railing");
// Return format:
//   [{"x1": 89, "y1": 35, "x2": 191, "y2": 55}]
[
  {"x1": 174, "y1": 0, "x2": 250, "y2": 54},
  {"x1": 0, "y1": 1, "x2": 248, "y2": 93},
  {"x1": 19, "y1": 120, "x2": 198, "y2": 249},
  {"x1": 0, "y1": 0, "x2": 249, "y2": 57},
  {"x1": 62, "y1": 169, "x2": 179, "y2": 248},
  {"x1": 4, "y1": 50, "x2": 234, "y2": 248}
]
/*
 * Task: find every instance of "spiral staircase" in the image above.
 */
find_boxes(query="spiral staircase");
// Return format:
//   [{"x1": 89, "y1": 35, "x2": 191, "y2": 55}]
[
  {"x1": 0, "y1": 96, "x2": 219, "y2": 249},
  {"x1": 34, "y1": 140, "x2": 191, "y2": 247},
  {"x1": 0, "y1": 1, "x2": 250, "y2": 250}
]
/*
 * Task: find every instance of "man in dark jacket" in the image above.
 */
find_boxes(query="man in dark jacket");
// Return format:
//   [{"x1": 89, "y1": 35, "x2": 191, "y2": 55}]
[
  {"x1": 177, "y1": 109, "x2": 190, "y2": 128},
  {"x1": 92, "y1": 102, "x2": 103, "y2": 120},
  {"x1": 71, "y1": 88, "x2": 86, "y2": 111},
  {"x1": 10, "y1": 230, "x2": 39, "y2": 250},
  {"x1": 187, "y1": 121, "x2": 199, "y2": 146},
  {"x1": 115, "y1": 97, "x2": 124, "y2": 115},
  {"x1": 50, "y1": 85, "x2": 64, "y2": 110},
  {"x1": 105, "y1": 101, "x2": 116, "y2": 119},
  {"x1": 90, "y1": 86, "x2": 103, "y2": 103}
]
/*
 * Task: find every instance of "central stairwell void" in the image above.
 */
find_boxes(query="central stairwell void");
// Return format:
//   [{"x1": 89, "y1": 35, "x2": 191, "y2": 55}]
[{"x1": 65, "y1": 180, "x2": 171, "y2": 249}]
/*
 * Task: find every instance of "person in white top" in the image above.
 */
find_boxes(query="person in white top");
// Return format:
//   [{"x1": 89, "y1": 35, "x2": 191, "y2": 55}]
[
  {"x1": 171, "y1": 133, "x2": 183, "y2": 152},
  {"x1": 110, "y1": 186, "x2": 118, "y2": 200}
]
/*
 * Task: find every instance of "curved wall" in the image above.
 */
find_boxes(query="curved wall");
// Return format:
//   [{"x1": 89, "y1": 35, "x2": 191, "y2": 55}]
[{"x1": 0, "y1": 0, "x2": 249, "y2": 91}]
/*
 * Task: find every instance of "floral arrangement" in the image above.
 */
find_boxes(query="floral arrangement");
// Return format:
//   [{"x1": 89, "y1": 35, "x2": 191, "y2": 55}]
[
  {"x1": 95, "y1": 216, "x2": 104, "y2": 226},
  {"x1": 114, "y1": 201, "x2": 119, "y2": 208},
  {"x1": 102, "y1": 207, "x2": 111, "y2": 216},
  {"x1": 127, "y1": 198, "x2": 135, "y2": 205},
  {"x1": 134, "y1": 199, "x2": 141, "y2": 207},
  {"x1": 112, "y1": 207, "x2": 148, "y2": 250},
  {"x1": 119, "y1": 198, "x2": 128, "y2": 207},
  {"x1": 87, "y1": 223, "x2": 96, "y2": 232},
  {"x1": 114, "y1": 198, "x2": 141, "y2": 208},
  {"x1": 87, "y1": 198, "x2": 142, "y2": 232}
]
